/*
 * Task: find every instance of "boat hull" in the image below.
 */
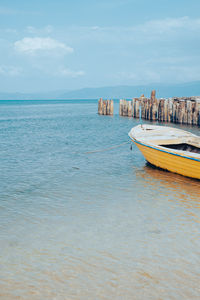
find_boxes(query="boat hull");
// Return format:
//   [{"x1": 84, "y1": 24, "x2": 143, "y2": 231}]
[{"x1": 133, "y1": 139, "x2": 200, "y2": 180}]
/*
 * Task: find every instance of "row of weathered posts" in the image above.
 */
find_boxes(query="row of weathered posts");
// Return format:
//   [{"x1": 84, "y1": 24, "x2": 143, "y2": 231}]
[
  {"x1": 98, "y1": 98, "x2": 114, "y2": 115},
  {"x1": 98, "y1": 91, "x2": 200, "y2": 125}
]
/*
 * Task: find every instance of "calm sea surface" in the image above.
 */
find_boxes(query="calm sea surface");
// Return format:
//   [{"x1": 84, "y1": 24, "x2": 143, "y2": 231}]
[{"x1": 0, "y1": 100, "x2": 199, "y2": 300}]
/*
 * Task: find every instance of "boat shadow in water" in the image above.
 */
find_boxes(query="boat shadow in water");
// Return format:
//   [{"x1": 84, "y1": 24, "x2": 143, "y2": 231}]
[{"x1": 134, "y1": 162, "x2": 200, "y2": 209}]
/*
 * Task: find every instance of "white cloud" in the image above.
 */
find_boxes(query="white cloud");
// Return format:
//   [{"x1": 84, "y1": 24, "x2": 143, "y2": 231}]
[
  {"x1": 14, "y1": 37, "x2": 73, "y2": 55},
  {"x1": 0, "y1": 6, "x2": 39, "y2": 16},
  {"x1": 26, "y1": 26, "x2": 37, "y2": 34},
  {"x1": 0, "y1": 7, "x2": 18, "y2": 15},
  {"x1": 58, "y1": 67, "x2": 85, "y2": 78},
  {"x1": 132, "y1": 16, "x2": 200, "y2": 41},
  {"x1": 0, "y1": 65, "x2": 22, "y2": 76},
  {"x1": 116, "y1": 69, "x2": 161, "y2": 84},
  {"x1": 142, "y1": 16, "x2": 200, "y2": 31},
  {"x1": 26, "y1": 25, "x2": 54, "y2": 34},
  {"x1": 73, "y1": 17, "x2": 200, "y2": 45},
  {"x1": 90, "y1": 26, "x2": 100, "y2": 31}
]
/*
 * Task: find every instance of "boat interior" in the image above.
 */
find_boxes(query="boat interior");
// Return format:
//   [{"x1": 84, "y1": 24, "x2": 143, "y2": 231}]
[{"x1": 160, "y1": 143, "x2": 200, "y2": 154}]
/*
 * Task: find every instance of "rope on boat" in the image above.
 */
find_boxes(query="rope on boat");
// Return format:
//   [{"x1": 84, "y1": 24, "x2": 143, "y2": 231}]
[{"x1": 85, "y1": 141, "x2": 130, "y2": 154}]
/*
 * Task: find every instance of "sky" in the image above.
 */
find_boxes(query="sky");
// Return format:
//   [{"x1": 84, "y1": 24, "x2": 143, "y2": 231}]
[{"x1": 0, "y1": 0, "x2": 200, "y2": 93}]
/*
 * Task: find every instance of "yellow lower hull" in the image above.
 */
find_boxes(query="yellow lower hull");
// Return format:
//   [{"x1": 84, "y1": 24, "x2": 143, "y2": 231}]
[{"x1": 134, "y1": 141, "x2": 200, "y2": 180}]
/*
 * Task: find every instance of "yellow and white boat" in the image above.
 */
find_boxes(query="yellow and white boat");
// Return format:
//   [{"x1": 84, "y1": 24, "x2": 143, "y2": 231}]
[{"x1": 129, "y1": 124, "x2": 200, "y2": 179}]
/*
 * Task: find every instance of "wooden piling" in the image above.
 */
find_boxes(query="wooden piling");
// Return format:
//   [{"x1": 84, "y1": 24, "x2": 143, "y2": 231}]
[
  {"x1": 158, "y1": 99, "x2": 164, "y2": 122},
  {"x1": 163, "y1": 99, "x2": 168, "y2": 122},
  {"x1": 140, "y1": 96, "x2": 146, "y2": 119},
  {"x1": 128, "y1": 101, "x2": 132, "y2": 117},
  {"x1": 110, "y1": 100, "x2": 114, "y2": 115},
  {"x1": 178, "y1": 100, "x2": 185, "y2": 124},
  {"x1": 151, "y1": 97, "x2": 158, "y2": 121},
  {"x1": 132, "y1": 98, "x2": 140, "y2": 118},
  {"x1": 98, "y1": 98, "x2": 114, "y2": 115},
  {"x1": 192, "y1": 100, "x2": 199, "y2": 125},
  {"x1": 132, "y1": 98, "x2": 135, "y2": 118},
  {"x1": 102, "y1": 100, "x2": 106, "y2": 115},
  {"x1": 98, "y1": 98, "x2": 103, "y2": 115},
  {"x1": 123, "y1": 100, "x2": 128, "y2": 116},
  {"x1": 198, "y1": 101, "x2": 200, "y2": 126},
  {"x1": 168, "y1": 98, "x2": 173, "y2": 122},
  {"x1": 182, "y1": 101, "x2": 187, "y2": 124},
  {"x1": 119, "y1": 99, "x2": 123, "y2": 116},
  {"x1": 106, "y1": 100, "x2": 110, "y2": 115},
  {"x1": 151, "y1": 90, "x2": 156, "y2": 102},
  {"x1": 186, "y1": 100, "x2": 192, "y2": 125}
]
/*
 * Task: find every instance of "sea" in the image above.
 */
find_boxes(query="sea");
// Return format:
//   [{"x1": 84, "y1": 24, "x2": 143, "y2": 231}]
[{"x1": 0, "y1": 100, "x2": 199, "y2": 300}]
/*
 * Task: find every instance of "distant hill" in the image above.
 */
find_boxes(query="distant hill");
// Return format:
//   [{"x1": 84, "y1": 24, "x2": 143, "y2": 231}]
[
  {"x1": 0, "y1": 81, "x2": 200, "y2": 100},
  {"x1": 0, "y1": 90, "x2": 69, "y2": 100},
  {"x1": 59, "y1": 82, "x2": 200, "y2": 99}
]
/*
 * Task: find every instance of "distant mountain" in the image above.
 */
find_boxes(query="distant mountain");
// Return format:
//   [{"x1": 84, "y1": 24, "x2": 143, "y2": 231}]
[
  {"x1": 0, "y1": 90, "x2": 69, "y2": 100},
  {"x1": 0, "y1": 81, "x2": 200, "y2": 100},
  {"x1": 59, "y1": 82, "x2": 200, "y2": 99}
]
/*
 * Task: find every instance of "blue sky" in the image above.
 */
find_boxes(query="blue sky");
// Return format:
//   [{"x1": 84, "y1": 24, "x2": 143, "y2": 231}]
[{"x1": 0, "y1": 0, "x2": 200, "y2": 92}]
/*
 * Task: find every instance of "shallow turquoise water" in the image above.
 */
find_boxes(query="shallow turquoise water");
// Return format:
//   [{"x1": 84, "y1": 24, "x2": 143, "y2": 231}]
[{"x1": 0, "y1": 100, "x2": 199, "y2": 299}]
